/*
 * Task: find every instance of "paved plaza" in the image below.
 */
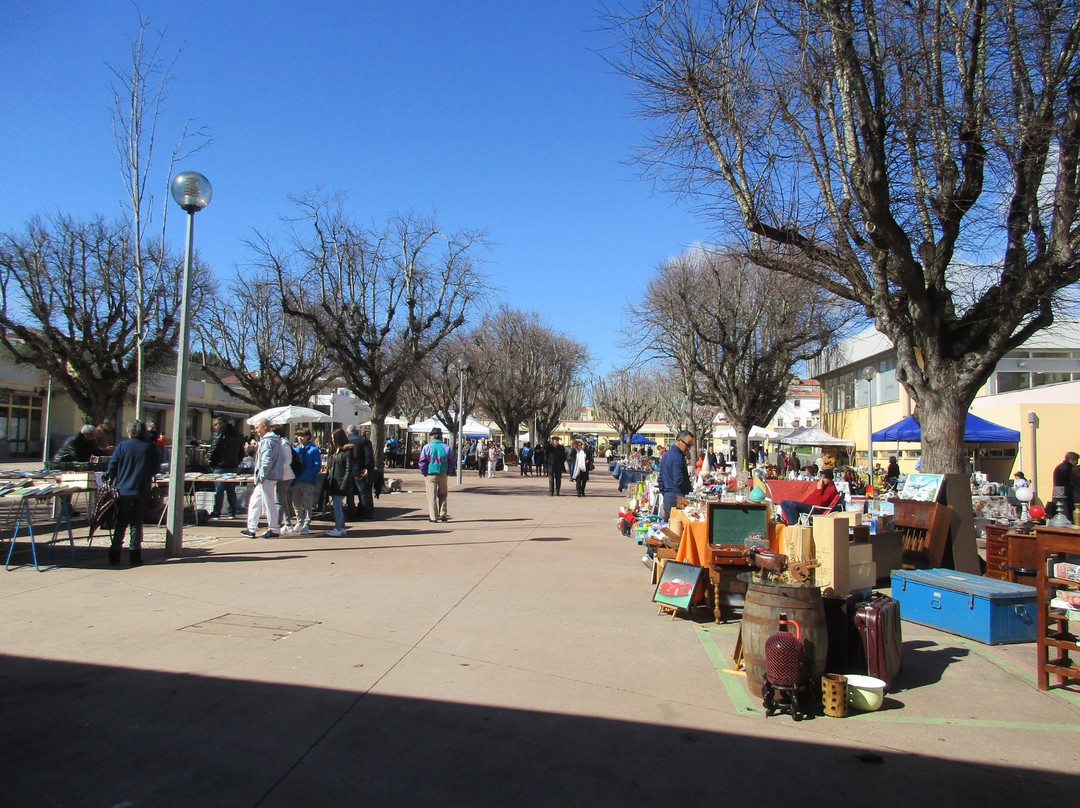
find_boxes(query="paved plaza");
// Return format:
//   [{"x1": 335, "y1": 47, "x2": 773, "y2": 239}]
[{"x1": 1, "y1": 467, "x2": 1078, "y2": 807}]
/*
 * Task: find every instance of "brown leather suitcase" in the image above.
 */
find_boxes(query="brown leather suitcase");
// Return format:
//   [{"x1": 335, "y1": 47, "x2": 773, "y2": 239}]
[{"x1": 853, "y1": 592, "x2": 903, "y2": 689}]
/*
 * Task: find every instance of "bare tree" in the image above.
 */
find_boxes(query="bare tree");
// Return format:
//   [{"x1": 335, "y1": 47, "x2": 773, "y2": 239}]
[
  {"x1": 0, "y1": 215, "x2": 201, "y2": 423},
  {"x1": 635, "y1": 247, "x2": 839, "y2": 470},
  {"x1": 110, "y1": 12, "x2": 211, "y2": 417},
  {"x1": 592, "y1": 366, "x2": 658, "y2": 443},
  {"x1": 608, "y1": 0, "x2": 1080, "y2": 473},
  {"x1": 192, "y1": 271, "x2": 335, "y2": 410},
  {"x1": 251, "y1": 193, "x2": 490, "y2": 467},
  {"x1": 427, "y1": 336, "x2": 480, "y2": 441},
  {"x1": 650, "y1": 362, "x2": 716, "y2": 454},
  {"x1": 470, "y1": 306, "x2": 591, "y2": 447}
]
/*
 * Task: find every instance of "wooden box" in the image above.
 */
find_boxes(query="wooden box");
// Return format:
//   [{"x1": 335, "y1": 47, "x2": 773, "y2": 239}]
[
  {"x1": 706, "y1": 502, "x2": 771, "y2": 550},
  {"x1": 812, "y1": 513, "x2": 851, "y2": 594}
]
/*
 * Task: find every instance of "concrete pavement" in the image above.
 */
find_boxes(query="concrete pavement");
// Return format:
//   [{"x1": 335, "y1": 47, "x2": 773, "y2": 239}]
[{"x1": 1, "y1": 467, "x2": 1078, "y2": 807}]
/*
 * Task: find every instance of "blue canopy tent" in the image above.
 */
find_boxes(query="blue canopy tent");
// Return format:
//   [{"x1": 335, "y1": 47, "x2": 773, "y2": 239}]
[
  {"x1": 872, "y1": 413, "x2": 1020, "y2": 443},
  {"x1": 612, "y1": 434, "x2": 657, "y2": 445}
]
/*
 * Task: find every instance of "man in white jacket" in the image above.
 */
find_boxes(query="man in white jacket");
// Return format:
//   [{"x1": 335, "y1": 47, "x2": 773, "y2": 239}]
[{"x1": 242, "y1": 418, "x2": 284, "y2": 538}]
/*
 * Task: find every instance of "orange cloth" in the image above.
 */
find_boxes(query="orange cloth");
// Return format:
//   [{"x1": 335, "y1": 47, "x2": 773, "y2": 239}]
[{"x1": 673, "y1": 508, "x2": 711, "y2": 566}]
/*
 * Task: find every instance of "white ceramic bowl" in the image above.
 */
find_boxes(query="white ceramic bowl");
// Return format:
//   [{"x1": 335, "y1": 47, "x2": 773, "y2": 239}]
[{"x1": 844, "y1": 674, "x2": 886, "y2": 711}]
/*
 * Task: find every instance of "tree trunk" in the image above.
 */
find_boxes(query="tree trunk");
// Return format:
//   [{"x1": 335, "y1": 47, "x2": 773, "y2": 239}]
[{"x1": 913, "y1": 391, "x2": 969, "y2": 474}]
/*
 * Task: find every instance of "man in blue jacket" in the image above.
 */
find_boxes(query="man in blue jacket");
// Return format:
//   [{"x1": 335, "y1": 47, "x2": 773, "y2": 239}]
[
  {"x1": 659, "y1": 430, "x2": 695, "y2": 518},
  {"x1": 105, "y1": 420, "x2": 160, "y2": 567},
  {"x1": 418, "y1": 427, "x2": 455, "y2": 522}
]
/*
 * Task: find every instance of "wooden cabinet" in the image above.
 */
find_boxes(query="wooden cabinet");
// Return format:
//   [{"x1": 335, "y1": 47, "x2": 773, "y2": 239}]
[
  {"x1": 985, "y1": 524, "x2": 1010, "y2": 580},
  {"x1": 984, "y1": 525, "x2": 1039, "y2": 586},
  {"x1": 1034, "y1": 526, "x2": 1080, "y2": 691}
]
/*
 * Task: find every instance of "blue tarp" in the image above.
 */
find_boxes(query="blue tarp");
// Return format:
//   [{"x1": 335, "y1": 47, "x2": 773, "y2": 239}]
[
  {"x1": 612, "y1": 434, "x2": 657, "y2": 445},
  {"x1": 872, "y1": 413, "x2": 1020, "y2": 443}
]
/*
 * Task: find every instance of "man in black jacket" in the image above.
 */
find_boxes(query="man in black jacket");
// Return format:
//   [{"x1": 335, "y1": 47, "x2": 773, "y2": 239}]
[
  {"x1": 54, "y1": 424, "x2": 99, "y2": 464},
  {"x1": 546, "y1": 436, "x2": 567, "y2": 496},
  {"x1": 346, "y1": 424, "x2": 376, "y2": 520},
  {"x1": 209, "y1": 417, "x2": 246, "y2": 519}
]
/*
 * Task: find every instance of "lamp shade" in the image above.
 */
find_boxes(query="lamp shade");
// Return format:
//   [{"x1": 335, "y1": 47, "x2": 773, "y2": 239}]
[{"x1": 170, "y1": 171, "x2": 212, "y2": 212}]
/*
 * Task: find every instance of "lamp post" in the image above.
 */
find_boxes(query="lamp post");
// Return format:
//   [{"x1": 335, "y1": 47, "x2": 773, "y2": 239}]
[
  {"x1": 862, "y1": 366, "x2": 877, "y2": 485},
  {"x1": 455, "y1": 356, "x2": 469, "y2": 485},
  {"x1": 165, "y1": 171, "x2": 212, "y2": 557}
]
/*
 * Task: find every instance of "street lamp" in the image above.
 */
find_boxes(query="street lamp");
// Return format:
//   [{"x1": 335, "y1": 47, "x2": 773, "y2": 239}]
[
  {"x1": 165, "y1": 171, "x2": 212, "y2": 557},
  {"x1": 455, "y1": 356, "x2": 469, "y2": 485},
  {"x1": 862, "y1": 365, "x2": 877, "y2": 485}
]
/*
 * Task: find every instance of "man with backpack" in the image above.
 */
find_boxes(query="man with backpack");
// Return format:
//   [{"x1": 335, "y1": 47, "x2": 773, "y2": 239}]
[{"x1": 418, "y1": 427, "x2": 455, "y2": 523}]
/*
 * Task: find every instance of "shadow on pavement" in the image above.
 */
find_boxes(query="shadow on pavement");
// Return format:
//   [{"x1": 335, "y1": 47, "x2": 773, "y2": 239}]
[{"x1": 3, "y1": 654, "x2": 1073, "y2": 807}]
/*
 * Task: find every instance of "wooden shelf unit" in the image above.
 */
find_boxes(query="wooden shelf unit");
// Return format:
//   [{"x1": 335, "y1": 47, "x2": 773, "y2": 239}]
[
  {"x1": 894, "y1": 499, "x2": 954, "y2": 569},
  {"x1": 1034, "y1": 526, "x2": 1080, "y2": 691}
]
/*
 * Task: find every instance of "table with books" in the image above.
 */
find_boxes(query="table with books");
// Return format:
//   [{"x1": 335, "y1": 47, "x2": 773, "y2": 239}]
[{"x1": 1, "y1": 480, "x2": 81, "y2": 571}]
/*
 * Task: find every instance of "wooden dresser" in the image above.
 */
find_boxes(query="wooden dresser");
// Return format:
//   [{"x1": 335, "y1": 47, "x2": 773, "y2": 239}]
[{"x1": 984, "y1": 524, "x2": 1039, "y2": 586}]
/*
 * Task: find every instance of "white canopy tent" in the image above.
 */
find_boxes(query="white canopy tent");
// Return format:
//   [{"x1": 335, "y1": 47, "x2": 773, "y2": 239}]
[
  {"x1": 712, "y1": 425, "x2": 779, "y2": 440},
  {"x1": 407, "y1": 415, "x2": 492, "y2": 438},
  {"x1": 360, "y1": 416, "x2": 409, "y2": 427},
  {"x1": 777, "y1": 426, "x2": 854, "y2": 447}
]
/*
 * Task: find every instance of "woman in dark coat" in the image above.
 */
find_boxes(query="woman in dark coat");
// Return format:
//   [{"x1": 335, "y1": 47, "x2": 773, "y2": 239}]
[{"x1": 326, "y1": 428, "x2": 355, "y2": 537}]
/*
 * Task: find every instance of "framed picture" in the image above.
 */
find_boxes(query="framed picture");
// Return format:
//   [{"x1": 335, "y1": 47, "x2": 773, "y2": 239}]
[
  {"x1": 652, "y1": 560, "x2": 704, "y2": 612},
  {"x1": 901, "y1": 473, "x2": 945, "y2": 503}
]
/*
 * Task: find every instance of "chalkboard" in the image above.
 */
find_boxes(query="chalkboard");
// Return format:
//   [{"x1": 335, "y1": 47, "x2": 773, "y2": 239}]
[{"x1": 708, "y1": 502, "x2": 771, "y2": 547}]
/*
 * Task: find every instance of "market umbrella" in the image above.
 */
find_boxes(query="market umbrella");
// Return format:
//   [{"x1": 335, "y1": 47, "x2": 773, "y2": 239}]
[{"x1": 247, "y1": 405, "x2": 333, "y2": 425}]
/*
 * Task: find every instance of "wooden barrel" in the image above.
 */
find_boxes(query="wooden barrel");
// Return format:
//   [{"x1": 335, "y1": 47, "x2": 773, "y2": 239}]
[{"x1": 742, "y1": 581, "x2": 827, "y2": 698}]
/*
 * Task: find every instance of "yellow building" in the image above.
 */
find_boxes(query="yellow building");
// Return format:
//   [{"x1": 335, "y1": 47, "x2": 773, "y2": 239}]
[{"x1": 809, "y1": 321, "x2": 1080, "y2": 499}]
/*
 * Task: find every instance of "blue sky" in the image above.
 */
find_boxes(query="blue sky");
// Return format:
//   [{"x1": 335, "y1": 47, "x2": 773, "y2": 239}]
[{"x1": 1, "y1": 1, "x2": 706, "y2": 374}]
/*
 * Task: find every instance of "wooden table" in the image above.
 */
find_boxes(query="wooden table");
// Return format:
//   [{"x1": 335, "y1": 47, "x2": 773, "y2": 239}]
[{"x1": 671, "y1": 507, "x2": 749, "y2": 622}]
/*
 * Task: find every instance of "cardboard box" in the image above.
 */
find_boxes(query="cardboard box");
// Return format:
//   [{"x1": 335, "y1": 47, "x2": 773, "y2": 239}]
[
  {"x1": 892, "y1": 569, "x2": 1037, "y2": 644},
  {"x1": 848, "y1": 542, "x2": 874, "y2": 565},
  {"x1": 1052, "y1": 562, "x2": 1080, "y2": 582},
  {"x1": 812, "y1": 513, "x2": 850, "y2": 594},
  {"x1": 848, "y1": 561, "x2": 877, "y2": 591}
]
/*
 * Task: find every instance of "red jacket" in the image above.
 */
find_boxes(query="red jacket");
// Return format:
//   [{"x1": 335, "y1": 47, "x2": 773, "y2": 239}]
[{"x1": 805, "y1": 479, "x2": 839, "y2": 508}]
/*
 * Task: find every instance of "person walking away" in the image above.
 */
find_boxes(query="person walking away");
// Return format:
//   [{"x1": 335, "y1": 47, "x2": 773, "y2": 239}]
[
  {"x1": 547, "y1": 436, "x2": 567, "y2": 496},
  {"x1": 290, "y1": 428, "x2": 321, "y2": 534},
  {"x1": 242, "y1": 417, "x2": 284, "y2": 538},
  {"x1": 519, "y1": 442, "x2": 532, "y2": 476},
  {"x1": 569, "y1": 439, "x2": 593, "y2": 497},
  {"x1": 1048, "y1": 452, "x2": 1080, "y2": 523},
  {"x1": 418, "y1": 427, "x2": 455, "y2": 522},
  {"x1": 325, "y1": 429, "x2": 355, "y2": 536},
  {"x1": 487, "y1": 442, "x2": 500, "y2": 478},
  {"x1": 275, "y1": 427, "x2": 297, "y2": 532},
  {"x1": 533, "y1": 441, "x2": 546, "y2": 476},
  {"x1": 659, "y1": 431, "x2": 695, "y2": 518},
  {"x1": 208, "y1": 417, "x2": 246, "y2": 518},
  {"x1": 104, "y1": 420, "x2": 160, "y2": 566}
]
